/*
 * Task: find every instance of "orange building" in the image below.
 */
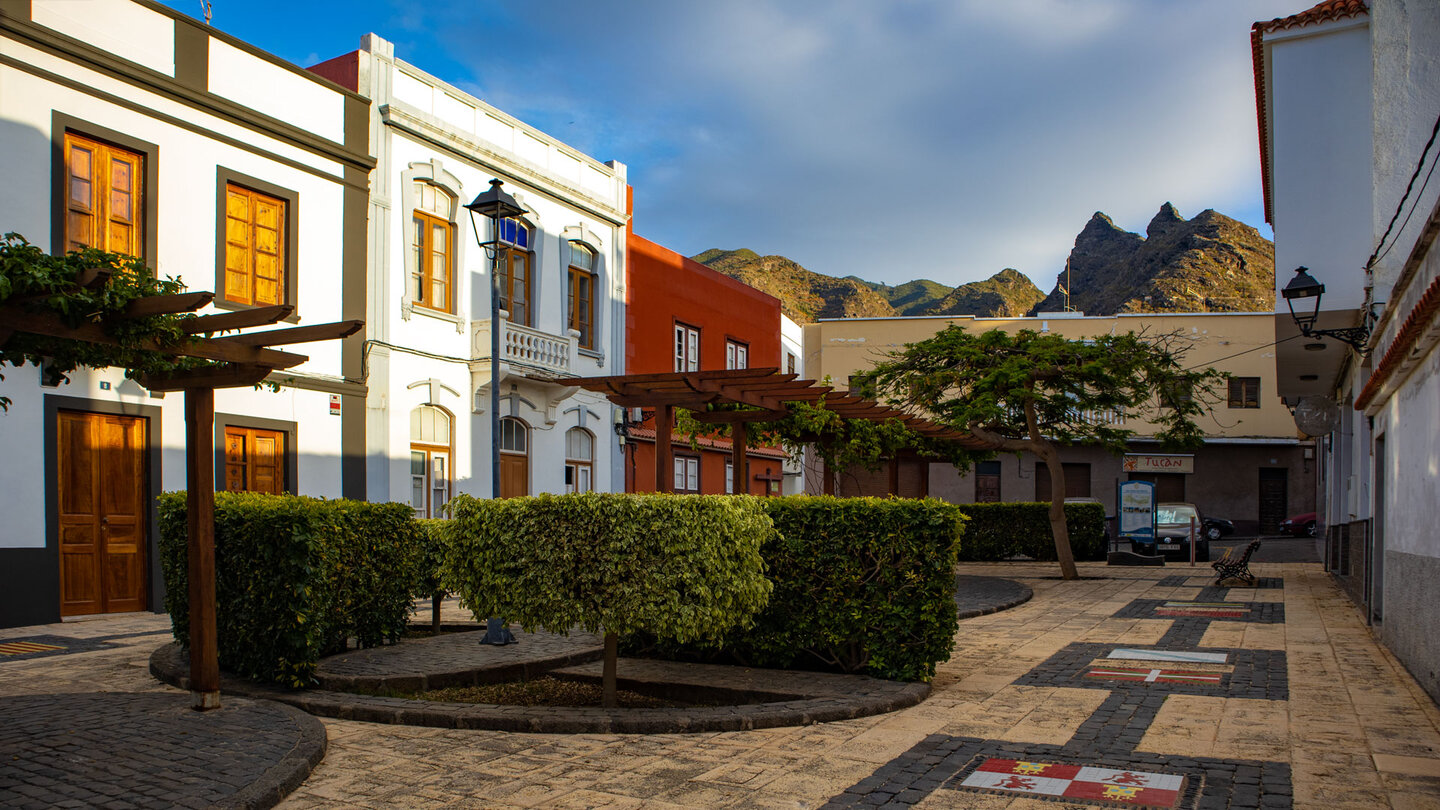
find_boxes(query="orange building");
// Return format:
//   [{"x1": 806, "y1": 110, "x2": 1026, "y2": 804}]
[{"x1": 624, "y1": 229, "x2": 787, "y2": 494}]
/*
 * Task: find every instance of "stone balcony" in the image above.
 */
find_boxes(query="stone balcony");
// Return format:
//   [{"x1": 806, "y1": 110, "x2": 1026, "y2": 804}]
[
  {"x1": 470, "y1": 314, "x2": 581, "y2": 420},
  {"x1": 472, "y1": 313, "x2": 579, "y2": 379}
]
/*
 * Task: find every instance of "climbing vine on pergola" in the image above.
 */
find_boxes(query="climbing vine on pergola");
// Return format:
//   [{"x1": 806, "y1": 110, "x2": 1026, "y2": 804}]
[{"x1": 0, "y1": 234, "x2": 361, "y2": 709}]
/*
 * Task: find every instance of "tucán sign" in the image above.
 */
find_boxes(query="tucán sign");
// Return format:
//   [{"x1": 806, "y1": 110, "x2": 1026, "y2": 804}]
[{"x1": 1123, "y1": 454, "x2": 1194, "y2": 474}]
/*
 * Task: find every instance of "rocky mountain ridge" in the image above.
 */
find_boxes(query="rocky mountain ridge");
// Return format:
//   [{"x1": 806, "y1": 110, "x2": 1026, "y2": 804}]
[{"x1": 691, "y1": 204, "x2": 1274, "y2": 323}]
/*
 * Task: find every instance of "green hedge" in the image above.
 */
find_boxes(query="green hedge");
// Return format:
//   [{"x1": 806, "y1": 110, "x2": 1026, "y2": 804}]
[
  {"x1": 158, "y1": 492, "x2": 426, "y2": 687},
  {"x1": 442, "y1": 492, "x2": 773, "y2": 642},
  {"x1": 640, "y1": 496, "x2": 965, "y2": 682},
  {"x1": 954, "y1": 501, "x2": 1107, "y2": 561},
  {"x1": 414, "y1": 518, "x2": 449, "y2": 600}
]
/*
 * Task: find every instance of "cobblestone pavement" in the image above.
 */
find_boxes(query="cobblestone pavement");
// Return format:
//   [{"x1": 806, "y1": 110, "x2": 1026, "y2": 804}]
[{"x1": 6, "y1": 562, "x2": 1440, "y2": 809}]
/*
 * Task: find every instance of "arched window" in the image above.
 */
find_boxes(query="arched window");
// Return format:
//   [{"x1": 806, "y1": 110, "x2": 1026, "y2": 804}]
[
  {"x1": 565, "y1": 427, "x2": 594, "y2": 493},
  {"x1": 499, "y1": 416, "x2": 529, "y2": 498},
  {"x1": 567, "y1": 242, "x2": 596, "y2": 350},
  {"x1": 497, "y1": 219, "x2": 534, "y2": 326},
  {"x1": 411, "y1": 182, "x2": 456, "y2": 313},
  {"x1": 410, "y1": 405, "x2": 452, "y2": 517}
]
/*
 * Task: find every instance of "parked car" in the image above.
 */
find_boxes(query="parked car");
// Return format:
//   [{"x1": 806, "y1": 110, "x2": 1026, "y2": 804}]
[
  {"x1": 1202, "y1": 515, "x2": 1236, "y2": 541},
  {"x1": 1279, "y1": 512, "x2": 1317, "y2": 537},
  {"x1": 1132, "y1": 502, "x2": 1212, "y2": 562}
]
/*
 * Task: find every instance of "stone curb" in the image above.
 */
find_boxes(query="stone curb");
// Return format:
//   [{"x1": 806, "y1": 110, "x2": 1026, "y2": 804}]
[
  {"x1": 954, "y1": 575, "x2": 1033, "y2": 619},
  {"x1": 151, "y1": 642, "x2": 930, "y2": 734},
  {"x1": 218, "y1": 701, "x2": 328, "y2": 810}
]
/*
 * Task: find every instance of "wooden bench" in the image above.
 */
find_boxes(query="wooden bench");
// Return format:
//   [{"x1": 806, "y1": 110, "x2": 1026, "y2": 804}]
[{"x1": 1211, "y1": 539, "x2": 1261, "y2": 585}]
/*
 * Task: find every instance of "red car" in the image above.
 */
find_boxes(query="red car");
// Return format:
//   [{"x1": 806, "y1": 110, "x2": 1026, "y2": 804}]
[{"x1": 1278, "y1": 512, "x2": 1317, "y2": 537}]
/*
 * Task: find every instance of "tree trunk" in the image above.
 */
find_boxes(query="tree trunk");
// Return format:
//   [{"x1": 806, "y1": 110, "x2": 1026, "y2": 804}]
[
  {"x1": 1037, "y1": 443, "x2": 1079, "y2": 580},
  {"x1": 602, "y1": 631, "x2": 618, "y2": 708},
  {"x1": 1021, "y1": 394, "x2": 1078, "y2": 581},
  {"x1": 431, "y1": 593, "x2": 442, "y2": 633}
]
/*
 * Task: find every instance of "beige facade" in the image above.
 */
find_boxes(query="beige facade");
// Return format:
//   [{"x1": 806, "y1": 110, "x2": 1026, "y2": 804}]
[{"x1": 803, "y1": 311, "x2": 1315, "y2": 533}]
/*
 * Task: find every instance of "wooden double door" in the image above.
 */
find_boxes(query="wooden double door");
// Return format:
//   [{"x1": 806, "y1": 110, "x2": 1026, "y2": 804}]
[{"x1": 57, "y1": 411, "x2": 148, "y2": 616}]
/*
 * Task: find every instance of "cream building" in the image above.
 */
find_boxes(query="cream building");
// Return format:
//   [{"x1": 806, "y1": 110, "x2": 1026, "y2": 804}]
[{"x1": 804, "y1": 311, "x2": 1314, "y2": 534}]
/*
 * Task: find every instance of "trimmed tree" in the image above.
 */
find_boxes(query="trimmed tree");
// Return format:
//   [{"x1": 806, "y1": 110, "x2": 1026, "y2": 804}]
[
  {"x1": 855, "y1": 326, "x2": 1225, "y2": 580},
  {"x1": 441, "y1": 492, "x2": 774, "y2": 706}
]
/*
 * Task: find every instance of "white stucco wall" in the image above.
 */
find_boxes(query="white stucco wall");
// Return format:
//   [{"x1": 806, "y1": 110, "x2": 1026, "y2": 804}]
[
  {"x1": 0, "y1": 7, "x2": 356, "y2": 551},
  {"x1": 1266, "y1": 19, "x2": 1373, "y2": 313}
]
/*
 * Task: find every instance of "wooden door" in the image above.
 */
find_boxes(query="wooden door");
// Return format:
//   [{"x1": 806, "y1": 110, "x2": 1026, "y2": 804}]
[
  {"x1": 500, "y1": 452, "x2": 528, "y2": 498},
  {"x1": 57, "y1": 411, "x2": 147, "y2": 616},
  {"x1": 224, "y1": 426, "x2": 285, "y2": 493},
  {"x1": 1258, "y1": 468, "x2": 1288, "y2": 534}
]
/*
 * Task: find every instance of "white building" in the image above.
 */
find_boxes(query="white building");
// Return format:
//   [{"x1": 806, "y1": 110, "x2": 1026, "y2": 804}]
[
  {"x1": 0, "y1": 0, "x2": 372, "y2": 626},
  {"x1": 780, "y1": 313, "x2": 807, "y2": 495},
  {"x1": 1255, "y1": 0, "x2": 1440, "y2": 700},
  {"x1": 309, "y1": 35, "x2": 629, "y2": 512}
]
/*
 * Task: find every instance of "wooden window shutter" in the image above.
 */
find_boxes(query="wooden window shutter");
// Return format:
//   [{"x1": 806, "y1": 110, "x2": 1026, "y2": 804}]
[
  {"x1": 64, "y1": 132, "x2": 143, "y2": 257},
  {"x1": 224, "y1": 184, "x2": 286, "y2": 306}
]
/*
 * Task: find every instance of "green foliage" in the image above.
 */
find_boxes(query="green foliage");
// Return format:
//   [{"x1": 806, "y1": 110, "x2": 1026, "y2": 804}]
[
  {"x1": 441, "y1": 493, "x2": 773, "y2": 643},
  {"x1": 413, "y1": 518, "x2": 450, "y2": 599},
  {"x1": 675, "y1": 398, "x2": 987, "y2": 477},
  {"x1": 0, "y1": 234, "x2": 214, "y2": 410},
  {"x1": 858, "y1": 326, "x2": 1226, "y2": 453},
  {"x1": 954, "y1": 502, "x2": 1108, "y2": 562},
  {"x1": 642, "y1": 496, "x2": 965, "y2": 682},
  {"x1": 158, "y1": 492, "x2": 427, "y2": 687}
]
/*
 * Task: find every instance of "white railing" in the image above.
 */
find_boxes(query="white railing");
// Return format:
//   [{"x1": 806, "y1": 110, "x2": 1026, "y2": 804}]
[
  {"x1": 504, "y1": 321, "x2": 573, "y2": 374},
  {"x1": 474, "y1": 315, "x2": 576, "y2": 377},
  {"x1": 1076, "y1": 406, "x2": 1126, "y2": 426}
]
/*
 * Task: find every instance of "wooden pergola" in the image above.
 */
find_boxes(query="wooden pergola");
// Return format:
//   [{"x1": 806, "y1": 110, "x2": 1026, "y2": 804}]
[
  {"x1": 567, "y1": 367, "x2": 991, "y2": 494},
  {"x1": 1, "y1": 267, "x2": 360, "y2": 709}
]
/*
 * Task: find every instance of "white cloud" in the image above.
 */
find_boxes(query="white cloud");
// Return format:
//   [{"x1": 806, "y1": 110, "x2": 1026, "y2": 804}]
[{"x1": 371, "y1": 0, "x2": 1300, "y2": 289}]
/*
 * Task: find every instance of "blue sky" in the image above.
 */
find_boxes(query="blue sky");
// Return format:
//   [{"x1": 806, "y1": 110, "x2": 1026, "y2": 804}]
[{"x1": 163, "y1": 0, "x2": 1303, "y2": 291}]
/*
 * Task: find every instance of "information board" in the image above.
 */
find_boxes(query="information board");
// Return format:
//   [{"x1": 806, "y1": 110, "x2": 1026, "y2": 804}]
[{"x1": 1118, "y1": 480, "x2": 1156, "y2": 541}]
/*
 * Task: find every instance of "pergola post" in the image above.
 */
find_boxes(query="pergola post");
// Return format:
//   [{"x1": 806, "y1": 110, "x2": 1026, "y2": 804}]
[
  {"x1": 185, "y1": 386, "x2": 220, "y2": 710},
  {"x1": 655, "y1": 403, "x2": 673, "y2": 493},
  {"x1": 730, "y1": 418, "x2": 748, "y2": 495}
]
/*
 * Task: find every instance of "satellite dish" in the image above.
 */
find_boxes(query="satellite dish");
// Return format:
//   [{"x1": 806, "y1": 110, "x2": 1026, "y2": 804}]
[{"x1": 1294, "y1": 395, "x2": 1341, "y2": 436}]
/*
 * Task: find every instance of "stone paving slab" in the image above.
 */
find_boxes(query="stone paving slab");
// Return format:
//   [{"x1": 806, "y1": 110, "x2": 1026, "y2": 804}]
[
  {"x1": 7, "y1": 564, "x2": 1440, "y2": 808},
  {"x1": 0, "y1": 692, "x2": 324, "y2": 810}
]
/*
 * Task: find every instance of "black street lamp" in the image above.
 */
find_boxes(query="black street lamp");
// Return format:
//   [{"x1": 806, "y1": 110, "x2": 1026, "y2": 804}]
[
  {"x1": 463, "y1": 178, "x2": 525, "y2": 646},
  {"x1": 1280, "y1": 266, "x2": 1371, "y2": 351}
]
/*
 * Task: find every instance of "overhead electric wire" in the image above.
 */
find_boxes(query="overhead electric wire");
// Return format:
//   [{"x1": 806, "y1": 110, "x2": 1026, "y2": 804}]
[{"x1": 1367, "y1": 110, "x2": 1440, "y2": 270}]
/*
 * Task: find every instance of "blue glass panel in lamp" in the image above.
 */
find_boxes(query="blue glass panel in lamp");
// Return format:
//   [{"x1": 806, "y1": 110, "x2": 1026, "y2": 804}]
[{"x1": 499, "y1": 220, "x2": 529, "y2": 248}]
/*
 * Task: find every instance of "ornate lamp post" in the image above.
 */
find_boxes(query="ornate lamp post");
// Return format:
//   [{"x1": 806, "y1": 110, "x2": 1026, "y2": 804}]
[{"x1": 464, "y1": 178, "x2": 524, "y2": 645}]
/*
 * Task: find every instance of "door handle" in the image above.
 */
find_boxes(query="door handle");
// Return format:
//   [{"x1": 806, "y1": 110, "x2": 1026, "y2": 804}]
[{"x1": 100, "y1": 516, "x2": 109, "y2": 525}]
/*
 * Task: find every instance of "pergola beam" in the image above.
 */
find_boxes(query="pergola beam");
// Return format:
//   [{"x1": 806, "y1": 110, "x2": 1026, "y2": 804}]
[
  {"x1": 0, "y1": 308, "x2": 309, "y2": 369},
  {"x1": 121, "y1": 291, "x2": 215, "y2": 318},
  {"x1": 138, "y1": 363, "x2": 273, "y2": 392},
  {"x1": 210, "y1": 319, "x2": 363, "y2": 347},
  {"x1": 180, "y1": 305, "x2": 295, "y2": 335}
]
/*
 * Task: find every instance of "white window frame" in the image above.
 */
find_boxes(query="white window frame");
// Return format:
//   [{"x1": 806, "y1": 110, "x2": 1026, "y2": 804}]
[
  {"x1": 725, "y1": 340, "x2": 748, "y2": 370},
  {"x1": 675, "y1": 323, "x2": 700, "y2": 372},
  {"x1": 673, "y1": 455, "x2": 700, "y2": 493}
]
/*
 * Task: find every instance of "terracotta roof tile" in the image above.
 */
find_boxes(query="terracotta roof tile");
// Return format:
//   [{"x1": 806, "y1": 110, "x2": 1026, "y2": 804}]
[
  {"x1": 1252, "y1": 1, "x2": 1370, "y2": 224},
  {"x1": 625, "y1": 427, "x2": 789, "y2": 459},
  {"x1": 1355, "y1": 272, "x2": 1440, "y2": 410}
]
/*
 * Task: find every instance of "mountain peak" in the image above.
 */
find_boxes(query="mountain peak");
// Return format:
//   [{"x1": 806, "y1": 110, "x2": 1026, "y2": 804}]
[
  {"x1": 1147, "y1": 202, "x2": 1185, "y2": 237},
  {"x1": 1031, "y1": 203, "x2": 1275, "y2": 315}
]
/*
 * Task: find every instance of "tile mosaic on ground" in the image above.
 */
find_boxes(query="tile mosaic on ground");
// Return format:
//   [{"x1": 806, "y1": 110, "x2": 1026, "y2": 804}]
[{"x1": 822, "y1": 574, "x2": 1294, "y2": 809}]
